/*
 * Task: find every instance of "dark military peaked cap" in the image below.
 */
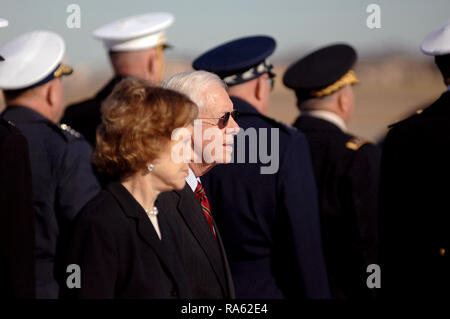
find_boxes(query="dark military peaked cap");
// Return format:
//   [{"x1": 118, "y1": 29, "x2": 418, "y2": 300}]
[
  {"x1": 283, "y1": 43, "x2": 358, "y2": 101},
  {"x1": 192, "y1": 35, "x2": 276, "y2": 86}
]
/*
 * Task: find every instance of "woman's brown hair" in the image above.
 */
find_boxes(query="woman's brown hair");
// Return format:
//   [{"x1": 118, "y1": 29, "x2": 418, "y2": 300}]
[{"x1": 93, "y1": 77, "x2": 198, "y2": 179}]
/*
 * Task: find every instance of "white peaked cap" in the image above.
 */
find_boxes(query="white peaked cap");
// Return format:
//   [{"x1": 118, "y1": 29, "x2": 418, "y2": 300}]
[
  {"x1": 0, "y1": 19, "x2": 8, "y2": 28},
  {"x1": 93, "y1": 12, "x2": 174, "y2": 52},
  {"x1": 421, "y1": 20, "x2": 450, "y2": 56},
  {"x1": 0, "y1": 30, "x2": 70, "y2": 90}
]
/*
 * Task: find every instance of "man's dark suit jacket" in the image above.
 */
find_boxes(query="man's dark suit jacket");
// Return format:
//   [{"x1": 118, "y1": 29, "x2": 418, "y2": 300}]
[
  {"x1": 62, "y1": 182, "x2": 191, "y2": 299},
  {"x1": 380, "y1": 91, "x2": 450, "y2": 299},
  {"x1": 0, "y1": 118, "x2": 35, "y2": 298},
  {"x1": 156, "y1": 184, "x2": 235, "y2": 299}
]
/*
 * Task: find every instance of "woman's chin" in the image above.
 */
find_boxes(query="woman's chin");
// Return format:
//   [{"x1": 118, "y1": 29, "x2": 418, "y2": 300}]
[{"x1": 173, "y1": 179, "x2": 187, "y2": 191}]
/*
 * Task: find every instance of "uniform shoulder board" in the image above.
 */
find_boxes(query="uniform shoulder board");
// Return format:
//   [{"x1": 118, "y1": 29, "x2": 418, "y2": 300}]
[
  {"x1": 59, "y1": 123, "x2": 81, "y2": 138},
  {"x1": 388, "y1": 108, "x2": 424, "y2": 128},
  {"x1": 345, "y1": 137, "x2": 372, "y2": 151}
]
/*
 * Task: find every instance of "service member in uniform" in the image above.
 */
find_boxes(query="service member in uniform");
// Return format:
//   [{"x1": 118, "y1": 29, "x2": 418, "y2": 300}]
[
  {"x1": 380, "y1": 21, "x2": 450, "y2": 299},
  {"x1": 0, "y1": 18, "x2": 35, "y2": 299},
  {"x1": 0, "y1": 31, "x2": 101, "y2": 298},
  {"x1": 193, "y1": 36, "x2": 330, "y2": 299},
  {"x1": 283, "y1": 44, "x2": 380, "y2": 299},
  {"x1": 62, "y1": 12, "x2": 174, "y2": 147}
]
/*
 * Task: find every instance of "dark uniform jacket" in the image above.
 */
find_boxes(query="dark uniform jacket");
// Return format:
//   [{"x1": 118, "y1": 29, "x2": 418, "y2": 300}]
[
  {"x1": 294, "y1": 115, "x2": 380, "y2": 299},
  {"x1": 61, "y1": 76, "x2": 123, "y2": 147},
  {"x1": 380, "y1": 91, "x2": 450, "y2": 299},
  {"x1": 62, "y1": 182, "x2": 191, "y2": 299},
  {"x1": 156, "y1": 184, "x2": 235, "y2": 299},
  {"x1": 0, "y1": 118, "x2": 35, "y2": 298},
  {"x1": 1, "y1": 106, "x2": 101, "y2": 298},
  {"x1": 201, "y1": 97, "x2": 330, "y2": 299}
]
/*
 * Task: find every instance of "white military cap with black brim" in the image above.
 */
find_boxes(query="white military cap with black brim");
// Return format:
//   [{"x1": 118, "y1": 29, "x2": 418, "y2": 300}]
[
  {"x1": 0, "y1": 30, "x2": 72, "y2": 91},
  {"x1": 421, "y1": 20, "x2": 450, "y2": 82},
  {"x1": 421, "y1": 20, "x2": 450, "y2": 56},
  {"x1": 93, "y1": 12, "x2": 174, "y2": 52},
  {"x1": 0, "y1": 18, "x2": 8, "y2": 61}
]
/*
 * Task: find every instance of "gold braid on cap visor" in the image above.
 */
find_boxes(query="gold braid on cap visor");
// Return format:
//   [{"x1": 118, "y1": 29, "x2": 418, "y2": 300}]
[
  {"x1": 53, "y1": 64, "x2": 73, "y2": 78},
  {"x1": 157, "y1": 34, "x2": 173, "y2": 50},
  {"x1": 310, "y1": 70, "x2": 359, "y2": 98}
]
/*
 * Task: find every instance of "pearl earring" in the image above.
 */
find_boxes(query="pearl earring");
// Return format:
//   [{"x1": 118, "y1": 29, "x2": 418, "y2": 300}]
[{"x1": 148, "y1": 164, "x2": 154, "y2": 172}]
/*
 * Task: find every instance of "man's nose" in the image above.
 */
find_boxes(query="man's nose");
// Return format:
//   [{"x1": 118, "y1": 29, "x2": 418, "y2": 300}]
[{"x1": 227, "y1": 116, "x2": 240, "y2": 133}]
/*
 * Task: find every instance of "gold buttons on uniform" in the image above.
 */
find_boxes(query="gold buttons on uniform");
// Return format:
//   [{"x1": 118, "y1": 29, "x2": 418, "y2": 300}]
[
  {"x1": 439, "y1": 248, "x2": 446, "y2": 256},
  {"x1": 416, "y1": 109, "x2": 423, "y2": 115}
]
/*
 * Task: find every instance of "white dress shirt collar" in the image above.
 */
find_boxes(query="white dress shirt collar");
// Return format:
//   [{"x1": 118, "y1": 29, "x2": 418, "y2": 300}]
[
  {"x1": 301, "y1": 110, "x2": 348, "y2": 132},
  {"x1": 185, "y1": 167, "x2": 201, "y2": 192}
]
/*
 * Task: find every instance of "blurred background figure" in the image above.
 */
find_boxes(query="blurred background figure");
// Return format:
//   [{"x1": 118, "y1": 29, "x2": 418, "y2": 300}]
[
  {"x1": 158, "y1": 71, "x2": 238, "y2": 299},
  {"x1": 61, "y1": 12, "x2": 174, "y2": 147},
  {"x1": 0, "y1": 18, "x2": 35, "y2": 299},
  {"x1": 1, "y1": 1, "x2": 449, "y2": 144},
  {"x1": 0, "y1": 30, "x2": 100, "y2": 298},
  {"x1": 284, "y1": 44, "x2": 380, "y2": 299},
  {"x1": 380, "y1": 20, "x2": 450, "y2": 299},
  {"x1": 195, "y1": 36, "x2": 330, "y2": 299},
  {"x1": 63, "y1": 78, "x2": 197, "y2": 298}
]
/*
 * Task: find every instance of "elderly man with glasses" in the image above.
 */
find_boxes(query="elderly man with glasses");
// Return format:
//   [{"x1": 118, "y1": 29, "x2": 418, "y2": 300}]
[
  {"x1": 157, "y1": 70, "x2": 239, "y2": 299},
  {"x1": 193, "y1": 35, "x2": 330, "y2": 299}
]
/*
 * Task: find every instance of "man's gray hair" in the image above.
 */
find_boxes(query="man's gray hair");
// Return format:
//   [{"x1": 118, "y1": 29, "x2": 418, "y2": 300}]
[{"x1": 161, "y1": 71, "x2": 226, "y2": 110}]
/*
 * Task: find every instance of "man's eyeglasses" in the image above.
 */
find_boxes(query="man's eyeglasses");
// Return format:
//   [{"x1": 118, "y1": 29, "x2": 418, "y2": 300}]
[{"x1": 199, "y1": 110, "x2": 239, "y2": 127}]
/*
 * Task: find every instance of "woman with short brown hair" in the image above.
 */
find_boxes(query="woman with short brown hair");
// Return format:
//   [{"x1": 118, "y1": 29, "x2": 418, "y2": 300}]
[{"x1": 63, "y1": 77, "x2": 197, "y2": 299}]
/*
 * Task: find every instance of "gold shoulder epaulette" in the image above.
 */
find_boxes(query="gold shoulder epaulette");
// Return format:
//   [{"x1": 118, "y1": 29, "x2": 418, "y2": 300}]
[{"x1": 346, "y1": 137, "x2": 371, "y2": 151}]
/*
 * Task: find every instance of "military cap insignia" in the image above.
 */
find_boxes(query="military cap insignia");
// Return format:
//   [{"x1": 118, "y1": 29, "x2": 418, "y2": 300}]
[
  {"x1": 6, "y1": 120, "x2": 15, "y2": 127},
  {"x1": 346, "y1": 137, "x2": 371, "y2": 151},
  {"x1": 59, "y1": 123, "x2": 81, "y2": 138}
]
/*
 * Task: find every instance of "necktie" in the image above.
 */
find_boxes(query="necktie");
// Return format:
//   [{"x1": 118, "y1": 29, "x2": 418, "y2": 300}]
[{"x1": 194, "y1": 181, "x2": 217, "y2": 241}]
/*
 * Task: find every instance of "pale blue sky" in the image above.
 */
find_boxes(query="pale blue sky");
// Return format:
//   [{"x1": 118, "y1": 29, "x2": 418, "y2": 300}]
[{"x1": 1, "y1": 0, "x2": 450, "y2": 69}]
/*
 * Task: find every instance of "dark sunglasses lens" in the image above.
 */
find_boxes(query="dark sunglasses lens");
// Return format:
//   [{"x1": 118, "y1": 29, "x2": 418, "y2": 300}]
[
  {"x1": 220, "y1": 111, "x2": 238, "y2": 126},
  {"x1": 220, "y1": 112, "x2": 231, "y2": 126}
]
